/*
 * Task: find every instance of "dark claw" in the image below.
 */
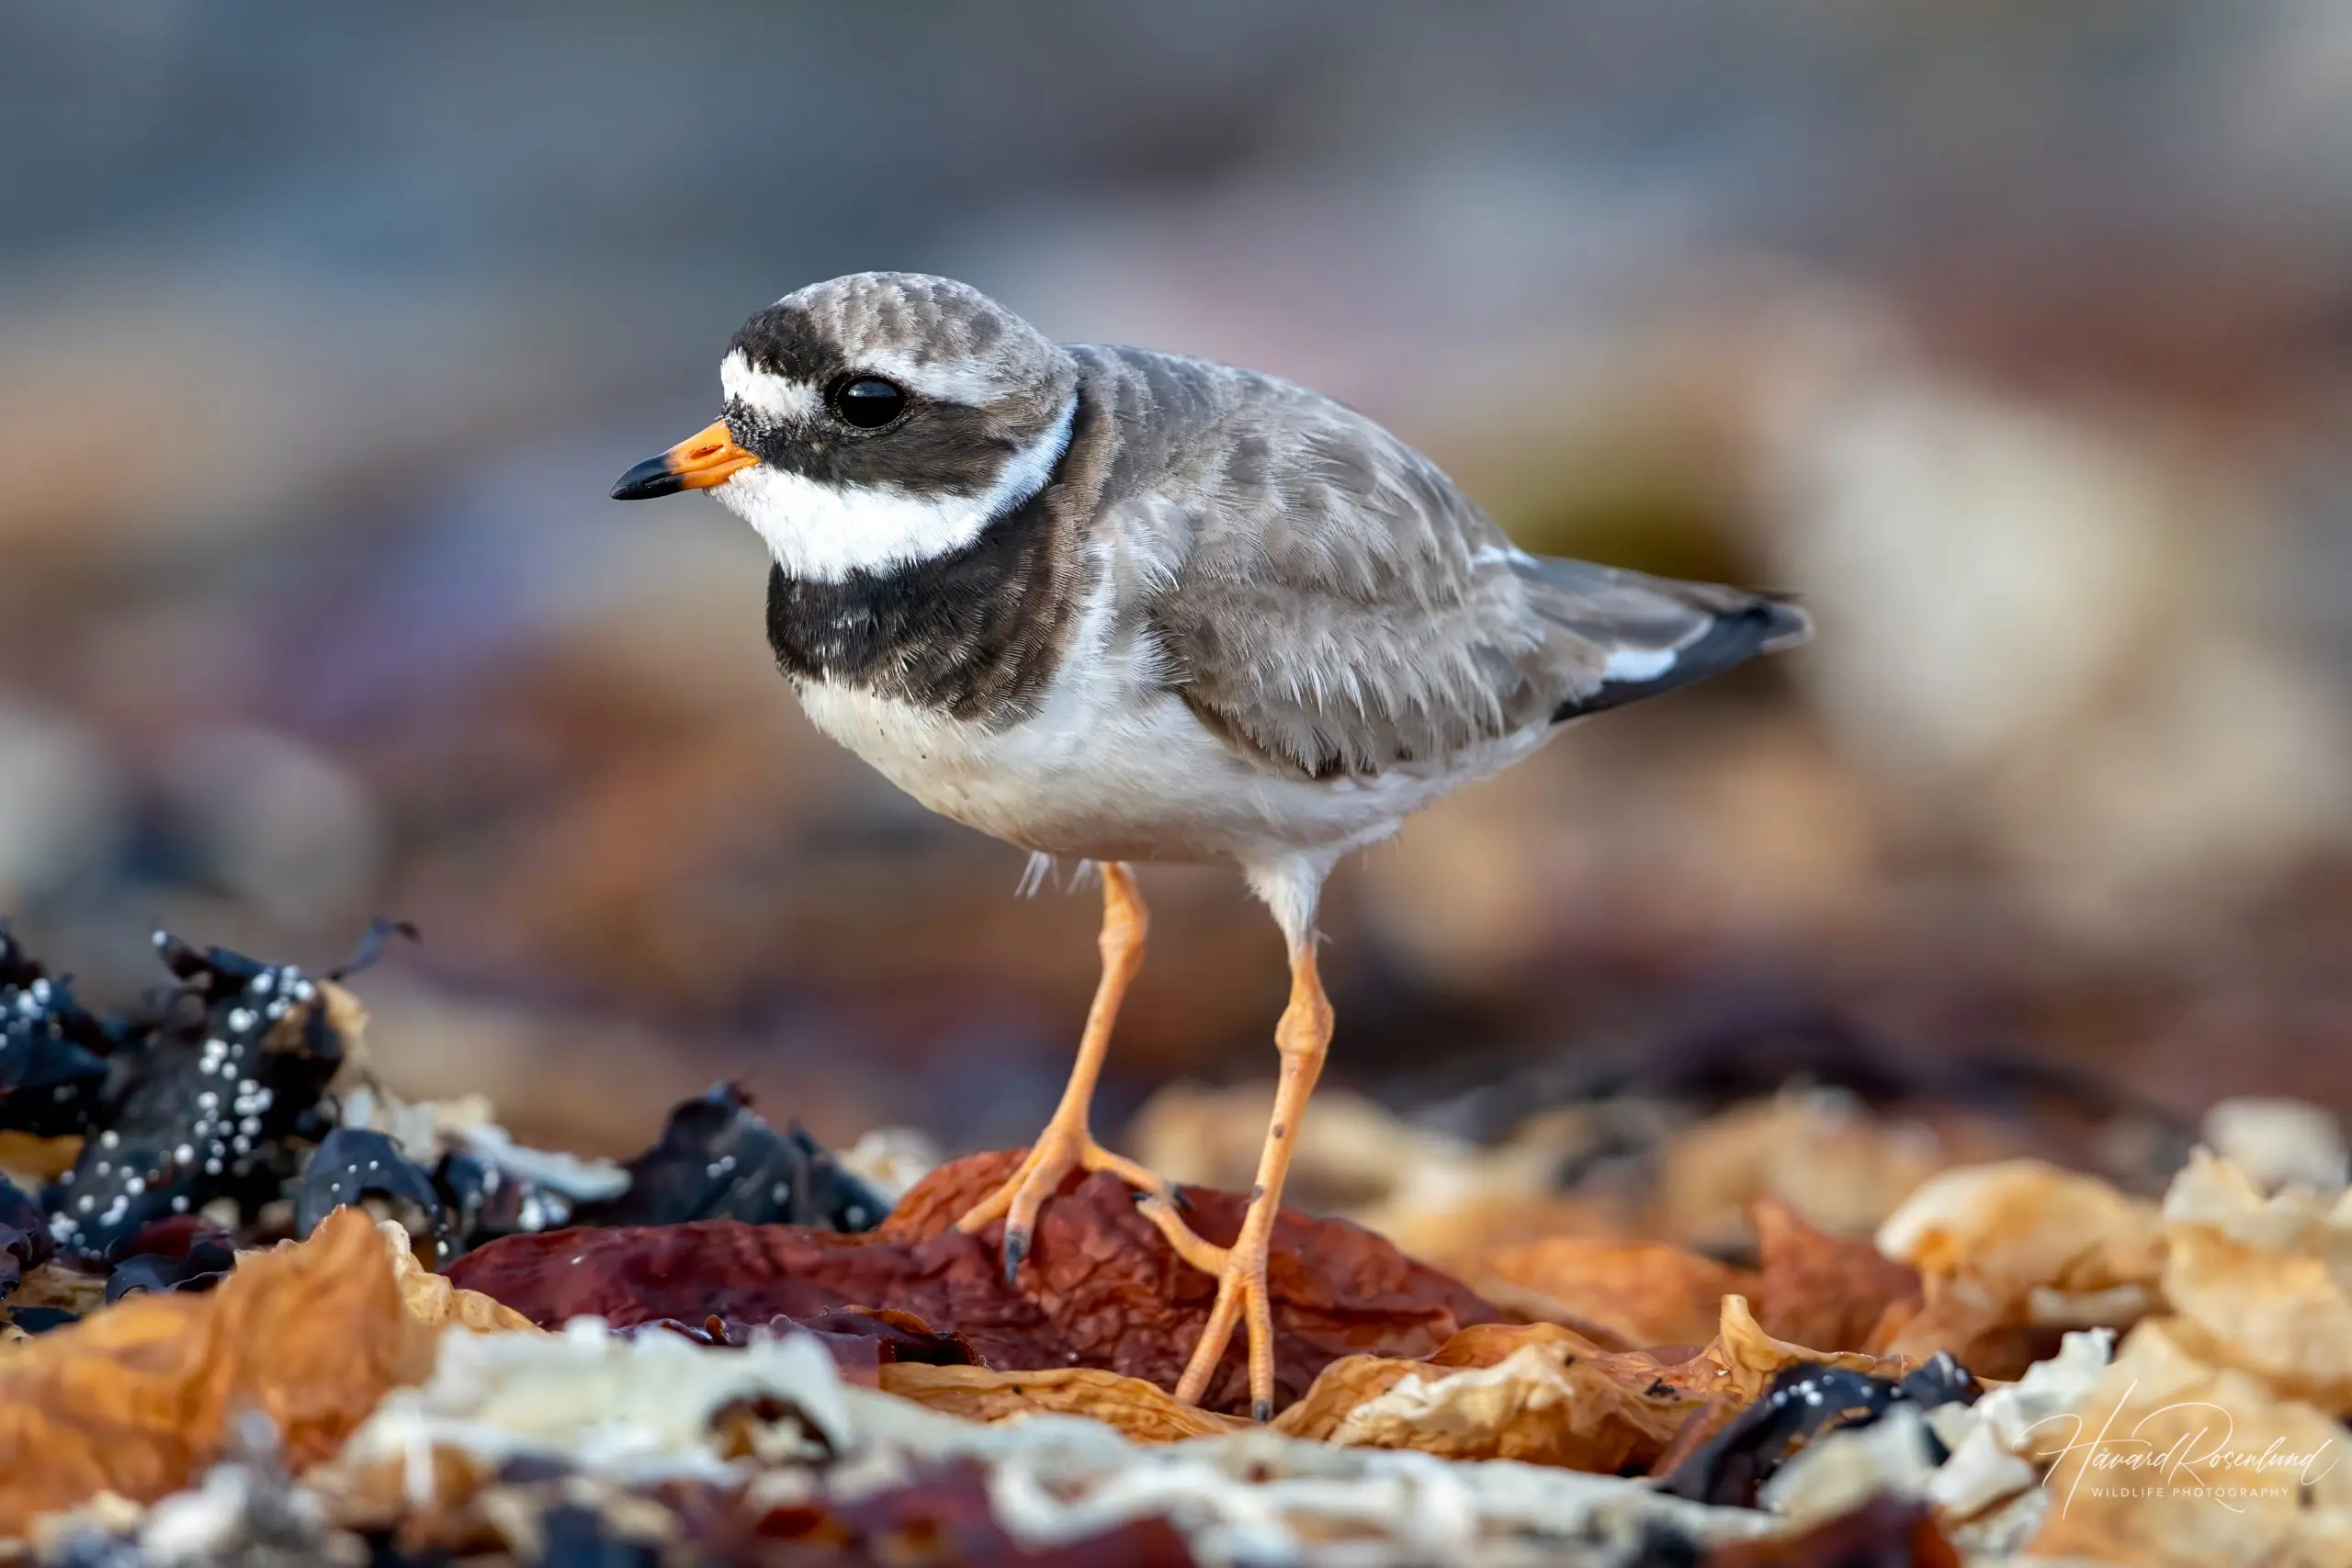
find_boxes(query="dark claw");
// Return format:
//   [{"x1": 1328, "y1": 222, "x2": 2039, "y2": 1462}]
[
  {"x1": 1171, "y1": 1185, "x2": 1193, "y2": 1213},
  {"x1": 1002, "y1": 1228, "x2": 1028, "y2": 1285},
  {"x1": 1252, "y1": 1398, "x2": 1272, "y2": 1424}
]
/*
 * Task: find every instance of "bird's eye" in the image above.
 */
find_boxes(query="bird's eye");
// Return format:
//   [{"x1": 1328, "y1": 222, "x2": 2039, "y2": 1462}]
[{"x1": 832, "y1": 378, "x2": 906, "y2": 428}]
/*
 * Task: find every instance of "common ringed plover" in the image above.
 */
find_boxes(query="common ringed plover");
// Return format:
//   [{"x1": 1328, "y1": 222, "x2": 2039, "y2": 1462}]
[{"x1": 611, "y1": 271, "x2": 1811, "y2": 1418}]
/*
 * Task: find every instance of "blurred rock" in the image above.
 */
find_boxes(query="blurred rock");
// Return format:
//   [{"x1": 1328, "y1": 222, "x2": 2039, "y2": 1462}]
[
  {"x1": 1742, "y1": 288, "x2": 2352, "y2": 939},
  {"x1": 840, "y1": 1126, "x2": 944, "y2": 1205},
  {"x1": 2201, "y1": 1096, "x2": 2347, "y2": 1192},
  {"x1": 0, "y1": 700, "x2": 124, "y2": 909},
  {"x1": 153, "y1": 728, "x2": 385, "y2": 930}
]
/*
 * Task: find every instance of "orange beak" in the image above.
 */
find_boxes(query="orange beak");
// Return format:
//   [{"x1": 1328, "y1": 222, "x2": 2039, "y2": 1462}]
[{"x1": 609, "y1": 419, "x2": 759, "y2": 500}]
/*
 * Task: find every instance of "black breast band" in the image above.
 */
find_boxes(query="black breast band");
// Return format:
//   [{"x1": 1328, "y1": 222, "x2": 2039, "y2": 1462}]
[{"x1": 763, "y1": 467, "x2": 1080, "y2": 726}]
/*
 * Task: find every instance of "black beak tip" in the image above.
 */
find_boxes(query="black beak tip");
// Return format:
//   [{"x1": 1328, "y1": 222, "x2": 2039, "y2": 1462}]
[{"x1": 610, "y1": 455, "x2": 683, "y2": 502}]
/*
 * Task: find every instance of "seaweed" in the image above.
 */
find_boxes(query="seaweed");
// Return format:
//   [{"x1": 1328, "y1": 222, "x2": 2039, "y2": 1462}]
[
  {"x1": 575, "y1": 1084, "x2": 888, "y2": 1233},
  {"x1": 1660, "y1": 1354, "x2": 1979, "y2": 1509}
]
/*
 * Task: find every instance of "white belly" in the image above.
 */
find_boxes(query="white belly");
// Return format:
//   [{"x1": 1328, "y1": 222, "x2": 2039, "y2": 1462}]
[{"x1": 792, "y1": 671, "x2": 1544, "y2": 865}]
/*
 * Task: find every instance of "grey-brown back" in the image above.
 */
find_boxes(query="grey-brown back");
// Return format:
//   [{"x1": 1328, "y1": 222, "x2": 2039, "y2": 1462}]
[{"x1": 1070, "y1": 344, "x2": 1808, "y2": 780}]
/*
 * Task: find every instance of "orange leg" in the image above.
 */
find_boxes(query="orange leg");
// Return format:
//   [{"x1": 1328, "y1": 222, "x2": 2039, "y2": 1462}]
[
  {"x1": 955, "y1": 863, "x2": 1196, "y2": 1279},
  {"x1": 1165, "y1": 940, "x2": 1334, "y2": 1422}
]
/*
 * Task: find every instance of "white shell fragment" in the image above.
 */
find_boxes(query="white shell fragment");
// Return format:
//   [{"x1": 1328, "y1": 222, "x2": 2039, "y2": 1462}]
[
  {"x1": 333, "y1": 1321, "x2": 847, "y2": 1487},
  {"x1": 322, "y1": 1322, "x2": 1776, "y2": 1566}
]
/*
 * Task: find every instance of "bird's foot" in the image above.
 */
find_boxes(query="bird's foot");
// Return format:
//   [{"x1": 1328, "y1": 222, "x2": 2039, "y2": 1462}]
[
  {"x1": 955, "y1": 1122, "x2": 1193, "y2": 1284},
  {"x1": 1170, "y1": 1212, "x2": 1276, "y2": 1423}
]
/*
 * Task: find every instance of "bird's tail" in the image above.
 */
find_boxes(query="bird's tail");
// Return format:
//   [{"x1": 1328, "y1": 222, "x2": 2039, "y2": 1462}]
[{"x1": 1513, "y1": 555, "x2": 1811, "y2": 721}]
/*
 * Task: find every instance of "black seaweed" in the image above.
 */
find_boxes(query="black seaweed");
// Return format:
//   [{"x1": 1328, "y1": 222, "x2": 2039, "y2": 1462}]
[
  {"x1": 295, "y1": 1125, "x2": 445, "y2": 1243},
  {"x1": 1659, "y1": 1353, "x2": 1980, "y2": 1509},
  {"x1": 0, "y1": 1170, "x2": 52, "y2": 1295},
  {"x1": 4, "y1": 929, "x2": 887, "y2": 1325},
  {"x1": 44, "y1": 935, "x2": 349, "y2": 1257},
  {"x1": 536, "y1": 1505, "x2": 664, "y2": 1568},
  {"x1": 0, "y1": 925, "x2": 117, "y2": 1138},
  {"x1": 577, "y1": 1083, "x2": 888, "y2": 1233},
  {"x1": 431, "y1": 1147, "x2": 586, "y2": 1256},
  {"x1": 7, "y1": 1305, "x2": 79, "y2": 1334},
  {"x1": 105, "y1": 1223, "x2": 240, "y2": 1301}
]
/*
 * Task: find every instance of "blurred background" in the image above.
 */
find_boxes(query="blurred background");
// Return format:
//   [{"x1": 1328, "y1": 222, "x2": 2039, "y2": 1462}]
[{"x1": 2, "y1": 2, "x2": 2346, "y2": 1161}]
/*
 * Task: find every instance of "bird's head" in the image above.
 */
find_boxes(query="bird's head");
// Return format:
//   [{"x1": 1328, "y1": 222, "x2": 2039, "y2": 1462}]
[{"x1": 611, "y1": 272, "x2": 1079, "y2": 580}]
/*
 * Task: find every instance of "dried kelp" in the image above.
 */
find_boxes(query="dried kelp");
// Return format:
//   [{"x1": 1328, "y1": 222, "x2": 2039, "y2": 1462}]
[{"x1": 452, "y1": 1150, "x2": 1498, "y2": 1417}]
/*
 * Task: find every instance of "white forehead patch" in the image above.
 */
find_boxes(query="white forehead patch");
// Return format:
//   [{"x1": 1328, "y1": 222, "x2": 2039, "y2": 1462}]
[
  {"x1": 711, "y1": 393, "x2": 1077, "y2": 581},
  {"x1": 720, "y1": 351, "x2": 820, "y2": 422}
]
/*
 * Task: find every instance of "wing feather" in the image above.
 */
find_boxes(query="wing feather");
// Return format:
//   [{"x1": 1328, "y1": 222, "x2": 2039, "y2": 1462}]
[{"x1": 1082, "y1": 346, "x2": 1807, "y2": 779}]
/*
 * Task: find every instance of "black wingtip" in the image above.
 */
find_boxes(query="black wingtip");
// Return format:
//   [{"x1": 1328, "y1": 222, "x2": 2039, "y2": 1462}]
[
  {"x1": 1756, "y1": 594, "x2": 1814, "y2": 653},
  {"x1": 1555, "y1": 597, "x2": 1811, "y2": 724}
]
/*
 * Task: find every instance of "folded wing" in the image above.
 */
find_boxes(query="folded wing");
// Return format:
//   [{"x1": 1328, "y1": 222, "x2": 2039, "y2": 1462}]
[{"x1": 1110, "y1": 348, "x2": 1808, "y2": 780}]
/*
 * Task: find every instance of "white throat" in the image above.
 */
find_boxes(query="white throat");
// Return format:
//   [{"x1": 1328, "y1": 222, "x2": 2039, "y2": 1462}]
[{"x1": 715, "y1": 394, "x2": 1077, "y2": 581}]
